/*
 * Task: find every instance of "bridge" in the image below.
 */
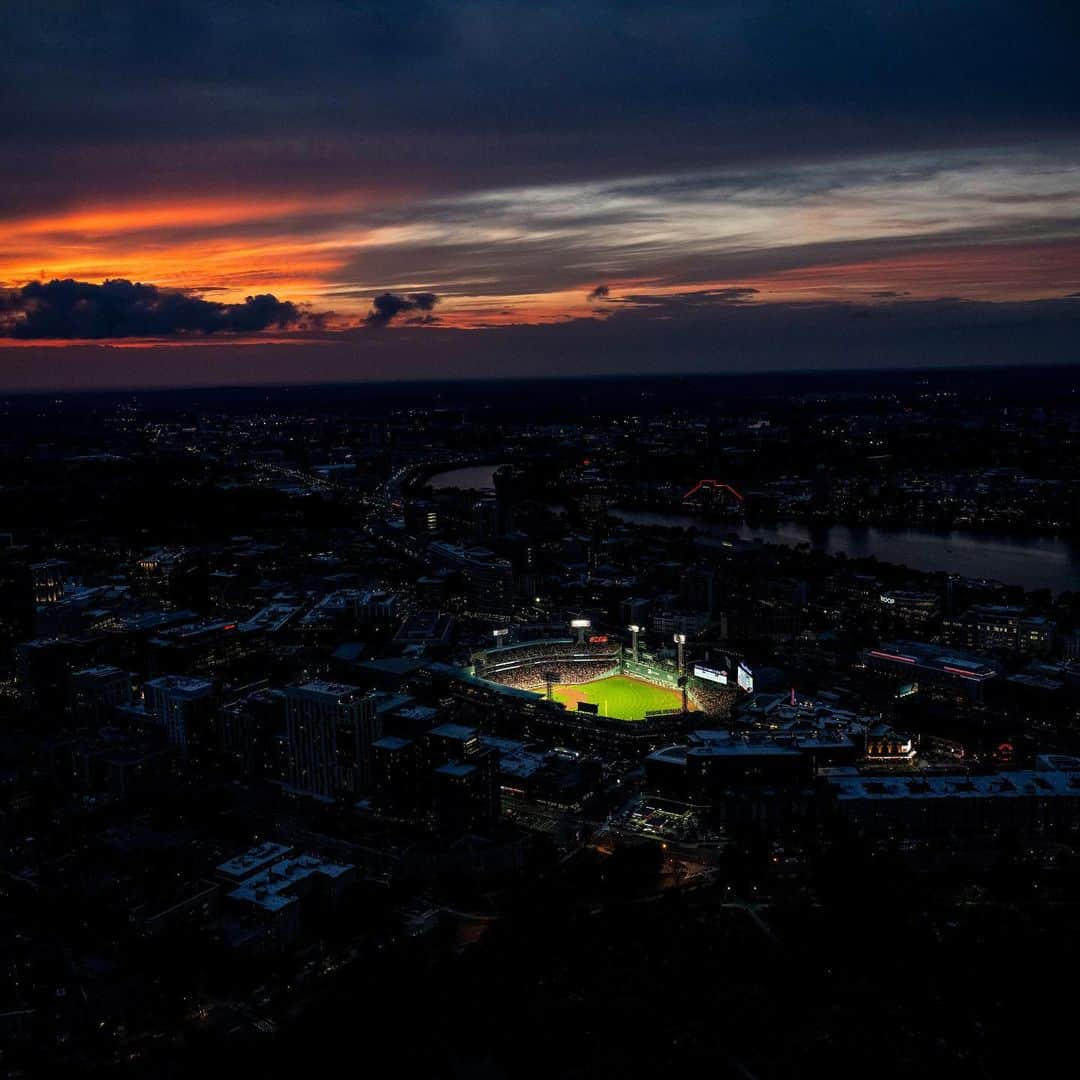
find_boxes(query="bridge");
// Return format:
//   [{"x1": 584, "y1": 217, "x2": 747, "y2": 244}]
[{"x1": 682, "y1": 479, "x2": 744, "y2": 504}]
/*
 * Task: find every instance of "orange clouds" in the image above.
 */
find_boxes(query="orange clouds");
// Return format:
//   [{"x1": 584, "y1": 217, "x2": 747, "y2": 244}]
[
  {"x1": 576, "y1": 241, "x2": 1080, "y2": 311},
  {"x1": 0, "y1": 191, "x2": 383, "y2": 310},
  {"x1": 754, "y1": 240, "x2": 1080, "y2": 302},
  {"x1": 3, "y1": 179, "x2": 1079, "y2": 344}
]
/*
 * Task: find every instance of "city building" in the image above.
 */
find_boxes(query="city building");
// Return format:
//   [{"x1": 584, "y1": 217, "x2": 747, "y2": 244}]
[
  {"x1": 372, "y1": 735, "x2": 423, "y2": 816},
  {"x1": 68, "y1": 665, "x2": 132, "y2": 726},
  {"x1": 222, "y1": 850, "x2": 356, "y2": 950},
  {"x1": 16, "y1": 635, "x2": 103, "y2": 716},
  {"x1": 944, "y1": 604, "x2": 1055, "y2": 655},
  {"x1": 219, "y1": 687, "x2": 287, "y2": 779},
  {"x1": 865, "y1": 640, "x2": 999, "y2": 702},
  {"x1": 432, "y1": 753, "x2": 500, "y2": 831},
  {"x1": 143, "y1": 674, "x2": 216, "y2": 759},
  {"x1": 646, "y1": 729, "x2": 815, "y2": 802},
  {"x1": 285, "y1": 681, "x2": 379, "y2": 801},
  {"x1": 30, "y1": 559, "x2": 70, "y2": 605},
  {"x1": 826, "y1": 763, "x2": 1080, "y2": 839},
  {"x1": 427, "y1": 541, "x2": 514, "y2": 620},
  {"x1": 878, "y1": 589, "x2": 940, "y2": 628},
  {"x1": 147, "y1": 618, "x2": 264, "y2": 676}
]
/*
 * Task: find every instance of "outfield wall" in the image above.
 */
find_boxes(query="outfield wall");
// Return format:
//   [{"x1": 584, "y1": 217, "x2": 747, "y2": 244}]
[{"x1": 621, "y1": 656, "x2": 681, "y2": 689}]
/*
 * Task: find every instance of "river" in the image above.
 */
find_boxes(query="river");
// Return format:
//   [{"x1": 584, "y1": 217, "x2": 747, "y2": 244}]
[
  {"x1": 427, "y1": 464, "x2": 506, "y2": 492},
  {"x1": 427, "y1": 465, "x2": 1080, "y2": 594}
]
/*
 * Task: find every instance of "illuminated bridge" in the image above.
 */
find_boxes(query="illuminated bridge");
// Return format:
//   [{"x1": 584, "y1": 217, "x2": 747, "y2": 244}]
[{"x1": 681, "y1": 479, "x2": 744, "y2": 511}]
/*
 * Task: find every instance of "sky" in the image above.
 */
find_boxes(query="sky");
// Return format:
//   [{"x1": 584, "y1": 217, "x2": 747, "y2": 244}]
[{"x1": 1, "y1": 1, "x2": 1079, "y2": 388}]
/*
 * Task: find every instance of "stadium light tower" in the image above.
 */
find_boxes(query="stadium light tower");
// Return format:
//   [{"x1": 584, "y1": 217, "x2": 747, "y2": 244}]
[
  {"x1": 544, "y1": 670, "x2": 558, "y2": 702},
  {"x1": 673, "y1": 632, "x2": 687, "y2": 674},
  {"x1": 492, "y1": 628, "x2": 509, "y2": 646},
  {"x1": 570, "y1": 617, "x2": 591, "y2": 645},
  {"x1": 628, "y1": 624, "x2": 641, "y2": 662}
]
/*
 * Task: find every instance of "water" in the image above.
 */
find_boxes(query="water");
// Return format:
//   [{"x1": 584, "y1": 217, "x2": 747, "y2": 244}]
[
  {"x1": 427, "y1": 464, "x2": 507, "y2": 492},
  {"x1": 426, "y1": 465, "x2": 1080, "y2": 594},
  {"x1": 611, "y1": 509, "x2": 1080, "y2": 595}
]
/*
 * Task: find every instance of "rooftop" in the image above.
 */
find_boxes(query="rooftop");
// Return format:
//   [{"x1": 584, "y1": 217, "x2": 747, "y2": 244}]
[
  {"x1": 227, "y1": 854, "x2": 354, "y2": 913},
  {"x1": 71, "y1": 665, "x2": 128, "y2": 680},
  {"x1": 435, "y1": 761, "x2": 477, "y2": 779},
  {"x1": 216, "y1": 842, "x2": 294, "y2": 881},
  {"x1": 238, "y1": 604, "x2": 301, "y2": 633},
  {"x1": 373, "y1": 735, "x2": 412, "y2": 751},
  {"x1": 869, "y1": 640, "x2": 997, "y2": 679},
  {"x1": 145, "y1": 674, "x2": 214, "y2": 694},
  {"x1": 429, "y1": 722, "x2": 479, "y2": 742},
  {"x1": 828, "y1": 769, "x2": 1080, "y2": 801},
  {"x1": 290, "y1": 680, "x2": 362, "y2": 700}
]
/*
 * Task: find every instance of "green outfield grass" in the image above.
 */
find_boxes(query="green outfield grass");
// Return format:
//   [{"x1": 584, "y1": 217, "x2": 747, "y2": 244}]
[{"x1": 550, "y1": 674, "x2": 688, "y2": 722}]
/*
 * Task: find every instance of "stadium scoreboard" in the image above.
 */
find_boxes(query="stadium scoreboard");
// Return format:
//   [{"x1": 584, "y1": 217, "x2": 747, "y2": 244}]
[
  {"x1": 694, "y1": 663, "x2": 728, "y2": 685},
  {"x1": 737, "y1": 662, "x2": 754, "y2": 693}
]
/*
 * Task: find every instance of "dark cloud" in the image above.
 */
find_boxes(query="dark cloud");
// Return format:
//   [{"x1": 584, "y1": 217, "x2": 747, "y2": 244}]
[
  {"x1": 586, "y1": 285, "x2": 610, "y2": 302},
  {"x1": 614, "y1": 287, "x2": 760, "y2": 310},
  {"x1": 0, "y1": 278, "x2": 311, "y2": 339},
  {"x1": 6, "y1": 2, "x2": 1078, "y2": 145},
  {"x1": 703, "y1": 287, "x2": 759, "y2": 302},
  {"x1": 2, "y1": 2, "x2": 1078, "y2": 221},
  {"x1": 365, "y1": 291, "x2": 440, "y2": 326}
]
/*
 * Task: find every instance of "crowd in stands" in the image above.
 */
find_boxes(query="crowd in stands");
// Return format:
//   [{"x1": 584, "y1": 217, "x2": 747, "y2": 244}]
[
  {"x1": 688, "y1": 680, "x2": 738, "y2": 716},
  {"x1": 475, "y1": 639, "x2": 620, "y2": 677},
  {"x1": 485, "y1": 659, "x2": 620, "y2": 691}
]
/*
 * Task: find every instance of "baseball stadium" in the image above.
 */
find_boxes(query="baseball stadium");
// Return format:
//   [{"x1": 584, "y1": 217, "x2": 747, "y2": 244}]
[{"x1": 469, "y1": 635, "x2": 697, "y2": 723}]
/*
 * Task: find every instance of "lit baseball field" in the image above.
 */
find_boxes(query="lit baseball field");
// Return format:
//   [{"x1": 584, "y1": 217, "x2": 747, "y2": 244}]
[{"x1": 549, "y1": 674, "x2": 689, "y2": 721}]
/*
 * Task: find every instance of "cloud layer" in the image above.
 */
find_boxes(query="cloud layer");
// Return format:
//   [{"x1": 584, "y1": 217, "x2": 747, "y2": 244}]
[{"x1": 0, "y1": 279, "x2": 310, "y2": 339}]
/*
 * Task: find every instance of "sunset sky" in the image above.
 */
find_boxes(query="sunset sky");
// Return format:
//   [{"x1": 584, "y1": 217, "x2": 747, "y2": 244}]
[{"x1": 2, "y1": 1, "x2": 1079, "y2": 387}]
